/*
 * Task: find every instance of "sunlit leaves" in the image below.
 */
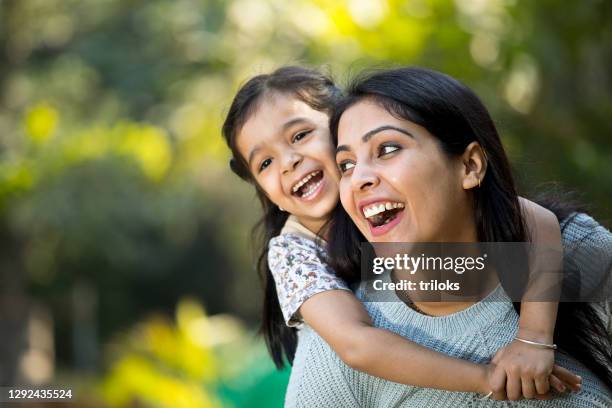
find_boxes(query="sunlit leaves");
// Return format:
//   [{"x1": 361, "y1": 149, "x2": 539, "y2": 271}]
[
  {"x1": 24, "y1": 102, "x2": 59, "y2": 144},
  {"x1": 99, "y1": 298, "x2": 250, "y2": 408}
]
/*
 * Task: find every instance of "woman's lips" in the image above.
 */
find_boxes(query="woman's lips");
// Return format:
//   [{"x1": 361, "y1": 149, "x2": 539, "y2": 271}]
[{"x1": 367, "y1": 209, "x2": 404, "y2": 237}]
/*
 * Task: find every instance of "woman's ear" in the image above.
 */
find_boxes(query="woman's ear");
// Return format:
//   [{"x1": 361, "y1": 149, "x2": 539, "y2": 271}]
[{"x1": 460, "y1": 141, "x2": 487, "y2": 190}]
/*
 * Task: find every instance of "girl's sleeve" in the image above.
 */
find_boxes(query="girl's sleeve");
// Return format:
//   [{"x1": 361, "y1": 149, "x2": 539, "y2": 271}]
[{"x1": 267, "y1": 234, "x2": 351, "y2": 327}]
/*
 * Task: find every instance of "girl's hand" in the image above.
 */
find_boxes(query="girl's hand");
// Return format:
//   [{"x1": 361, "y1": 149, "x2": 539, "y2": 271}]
[{"x1": 490, "y1": 340, "x2": 582, "y2": 400}]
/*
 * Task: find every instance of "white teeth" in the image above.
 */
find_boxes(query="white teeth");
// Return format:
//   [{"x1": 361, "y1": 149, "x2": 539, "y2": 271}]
[
  {"x1": 362, "y1": 201, "x2": 405, "y2": 218},
  {"x1": 301, "y1": 178, "x2": 323, "y2": 198},
  {"x1": 292, "y1": 171, "x2": 321, "y2": 193}
]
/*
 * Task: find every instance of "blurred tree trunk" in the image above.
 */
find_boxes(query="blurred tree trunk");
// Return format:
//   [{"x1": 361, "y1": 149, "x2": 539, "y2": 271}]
[
  {"x1": 0, "y1": 219, "x2": 29, "y2": 385},
  {"x1": 0, "y1": 0, "x2": 16, "y2": 88}
]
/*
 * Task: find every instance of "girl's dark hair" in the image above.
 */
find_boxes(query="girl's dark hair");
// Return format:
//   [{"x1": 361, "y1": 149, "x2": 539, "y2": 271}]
[
  {"x1": 327, "y1": 67, "x2": 612, "y2": 389},
  {"x1": 221, "y1": 66, "x2": 341, "y2": 368}
]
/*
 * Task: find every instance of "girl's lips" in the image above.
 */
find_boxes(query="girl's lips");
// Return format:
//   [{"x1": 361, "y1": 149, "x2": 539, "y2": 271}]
[
  {"x1": 368, "y1": 209, "x2": 404, "y2": 237},
  {"x1": 295, "y1": 172, "x2": 326, "y2": 202}
]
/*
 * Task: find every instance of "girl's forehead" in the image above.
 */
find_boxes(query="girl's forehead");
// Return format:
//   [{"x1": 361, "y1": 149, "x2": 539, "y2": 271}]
[
  {"x1": 253, "y1": 93, "x2": 321, "y2": 120},
  {"x1": 244, "y1": 94, "x2": 328, "y2": 132}
]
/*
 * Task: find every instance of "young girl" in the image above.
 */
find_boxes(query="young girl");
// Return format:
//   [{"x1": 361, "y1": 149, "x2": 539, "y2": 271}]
[{"x1": 222, "y1": 66, "x2": 581, "y2": 400}]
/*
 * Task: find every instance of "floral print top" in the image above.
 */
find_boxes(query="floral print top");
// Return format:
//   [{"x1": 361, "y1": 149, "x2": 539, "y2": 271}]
[{"x1": 267, "y1": 217, "x2": 350, "y2": 327}]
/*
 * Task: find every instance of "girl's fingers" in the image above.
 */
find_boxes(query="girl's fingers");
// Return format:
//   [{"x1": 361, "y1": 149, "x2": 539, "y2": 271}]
[
  {"x1": 534, "y1": 374, "x2": 550, "y2": 395},
  {"x1": 549, "y1": 374, "x2": 567, "y2": 394},
  {"x1": 552, "y1": 365, "x2": 582, "y2": 391},
  {"x1": 521, "y1": 377, "x2": 537, "y2": 399},
  {"x1": 507, "y1": 373, "x2": 523, "y2": 401}
]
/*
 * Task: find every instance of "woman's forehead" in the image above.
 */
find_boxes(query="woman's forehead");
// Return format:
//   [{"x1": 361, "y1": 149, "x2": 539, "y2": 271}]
[{"x1": 338, "y1": 100, "x2": 401, "y2": 140}]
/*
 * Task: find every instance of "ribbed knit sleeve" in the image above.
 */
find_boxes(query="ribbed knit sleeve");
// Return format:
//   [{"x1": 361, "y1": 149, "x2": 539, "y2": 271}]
[{"x1": 559, "y1": 213, "x2": 612, "y2": 302}]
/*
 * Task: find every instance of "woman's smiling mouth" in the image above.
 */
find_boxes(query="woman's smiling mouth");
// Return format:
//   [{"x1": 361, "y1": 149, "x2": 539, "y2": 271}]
[
  {"x1": 360, "y1": 200, "x2": 405, "y2": 237},
  {"x1": 291, "y1": 170, "x2": 325, "y2": 201}
]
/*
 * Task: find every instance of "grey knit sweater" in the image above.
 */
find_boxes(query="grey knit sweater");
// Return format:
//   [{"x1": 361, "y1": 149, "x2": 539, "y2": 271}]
[{"x1": 285, "y1": 214, "x2": 612, "y2": 407}]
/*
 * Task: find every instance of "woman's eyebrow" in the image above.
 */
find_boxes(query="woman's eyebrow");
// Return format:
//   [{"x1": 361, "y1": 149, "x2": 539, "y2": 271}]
[
  {"x1": 363, "y1": 125, "x2": 414, "y2": 142},
  {"x1": 336, "y1": 125, "x2": 414, "y2": 155},
  {"x1": 336, "y1": 144, "x2": 350, "y2": 155}
]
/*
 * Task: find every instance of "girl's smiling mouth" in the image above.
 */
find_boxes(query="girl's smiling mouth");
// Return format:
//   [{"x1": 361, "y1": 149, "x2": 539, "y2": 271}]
[{"x1": 291, "y1": 170, "x2": 325, "y2": 201}]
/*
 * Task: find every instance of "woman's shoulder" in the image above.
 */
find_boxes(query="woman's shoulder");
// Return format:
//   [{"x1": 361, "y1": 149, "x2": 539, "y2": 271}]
[
  {"x1": 560, "y1": 212, "x2": 610, "y2": 241},
  {"x1": 559, "y1": 212, "x2": 611, "y2": 261}
]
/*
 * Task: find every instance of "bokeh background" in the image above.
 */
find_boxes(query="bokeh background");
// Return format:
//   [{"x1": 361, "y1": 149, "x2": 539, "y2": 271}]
[{"x1": 0, "y1": 0, "x2": 610, "y2": 407}]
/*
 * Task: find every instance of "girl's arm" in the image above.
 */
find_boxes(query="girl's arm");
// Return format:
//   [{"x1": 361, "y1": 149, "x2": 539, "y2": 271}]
[
  {"x1": 489, "y1": 198, "x2": 581, "y2": 400},
  {"x1": 268, "y1": 233, "x2": 489, "y2": 394},
  {"x1": 299, "y1": 289, "x2": 491, "y2": 393},
  {"x1": 269, "y1": 231, "x2": 580, "y2": 398}
]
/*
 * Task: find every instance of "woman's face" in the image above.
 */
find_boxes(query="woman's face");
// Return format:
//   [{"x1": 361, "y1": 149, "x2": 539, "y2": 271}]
[
  {"x1": 236, "y1": 92, "x2": 340, "y2": 231},
  {"x1": 335, "y1": 99, "x2": 476, "y2": 243}
]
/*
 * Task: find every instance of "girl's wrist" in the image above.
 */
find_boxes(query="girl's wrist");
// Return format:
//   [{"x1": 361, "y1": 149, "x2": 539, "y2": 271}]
[{"x1": 476, "y1": 364, "x2": 493, "y2": 395}]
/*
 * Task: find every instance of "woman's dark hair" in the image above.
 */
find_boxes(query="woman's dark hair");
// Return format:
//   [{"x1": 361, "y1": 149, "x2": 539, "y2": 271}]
[
  {"x1": 327, "y1": 67, "x2": 612, "y2": 389},
  {"x1": 221, "y1": 66, "x2": 342, "y2": 369}
]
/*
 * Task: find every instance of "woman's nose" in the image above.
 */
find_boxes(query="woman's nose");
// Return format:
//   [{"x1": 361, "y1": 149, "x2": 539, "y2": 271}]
[{"x1": 350, "y1": 162, "x2": 379, "y2": 192}]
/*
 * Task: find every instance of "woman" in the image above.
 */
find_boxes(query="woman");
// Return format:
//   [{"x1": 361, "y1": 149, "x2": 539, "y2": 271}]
[
  {"x1": 222, "y1": 66, "x2": 606, "y2": 405},
  {"x1": 292, "y1": 66, "x2": 612, "y2": 406}
]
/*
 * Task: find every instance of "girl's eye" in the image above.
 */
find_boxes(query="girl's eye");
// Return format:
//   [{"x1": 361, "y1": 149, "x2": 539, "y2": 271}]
[
  {"x1": 338, "y1": 161, "x2": 355, "y2": 173},
  {"x1": 259, "y1": 158, "x2": 272, "y2": 172},
  {"x1": 379, "y1": 144, "x2": 400, "y2": 156},
  {"x1": 292, "y1": 130, "x2": 312, "y2": 143}
]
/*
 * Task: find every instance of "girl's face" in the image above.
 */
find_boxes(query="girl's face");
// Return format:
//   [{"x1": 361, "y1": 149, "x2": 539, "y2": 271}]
[
  {"x1": 236, "y1": 93, "x2": 340, "y2": 232},
  {"x1": 335, "y1": 99, "x2": 477, "y2": 243}
]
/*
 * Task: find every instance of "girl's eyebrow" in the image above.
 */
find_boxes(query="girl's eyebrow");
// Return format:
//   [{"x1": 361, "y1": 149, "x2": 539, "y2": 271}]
[
  {"x1": 282, "y1": 117, "x2": 310, "y2": 130},
  {"x1": 336, "y1": 125, "x2": 414, "y2": 155},
  {"x1": 248, "y1": 118, "x2": 313, "y2": 166},
  {"x1": 248, "y1": 145, "x2": 262, "y2": 167}
]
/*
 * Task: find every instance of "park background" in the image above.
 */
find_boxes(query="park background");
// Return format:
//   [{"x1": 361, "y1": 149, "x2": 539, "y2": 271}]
[{"x1": 0, "y1": 0, "x2": 610, "y2": 407}]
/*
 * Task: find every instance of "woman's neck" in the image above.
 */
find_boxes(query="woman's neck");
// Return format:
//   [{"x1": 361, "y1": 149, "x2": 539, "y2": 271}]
[{"x1": 398, "y1": 219, "x2": 482, "y2": 316}]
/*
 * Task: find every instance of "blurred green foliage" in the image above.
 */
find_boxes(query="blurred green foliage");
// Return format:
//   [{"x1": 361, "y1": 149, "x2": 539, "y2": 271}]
[{"x1": 0, "y1": 0, "x2": 610, "y2": 406}]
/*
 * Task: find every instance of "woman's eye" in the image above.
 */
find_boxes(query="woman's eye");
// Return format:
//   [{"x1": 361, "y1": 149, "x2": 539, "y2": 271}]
[
  {"x1": 259, "y1": 158, "x2": 272, "y2": 172},
  {"x1": 338, "y1": 161, "x2": 355, "y2": 173},
  {"x1": 292, "y1": 130, "x2": 312, "y2": 143},
  {"x1": 379, "y1": 144, "x2": 400, "y2": 156}
]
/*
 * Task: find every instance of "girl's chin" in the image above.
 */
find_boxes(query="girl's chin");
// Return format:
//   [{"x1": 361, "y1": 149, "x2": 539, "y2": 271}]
[
  {"x1": 294, "y1": 205, "x2": 334, "y2": 222},
  {"x1": 294, "y1": 192, "x2": 336, "y2": 213}
]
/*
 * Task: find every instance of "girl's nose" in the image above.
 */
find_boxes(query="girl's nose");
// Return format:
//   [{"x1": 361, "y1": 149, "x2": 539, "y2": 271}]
[{"x1": 281, "y1": 151, "x2": 303, "y2": 174}]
